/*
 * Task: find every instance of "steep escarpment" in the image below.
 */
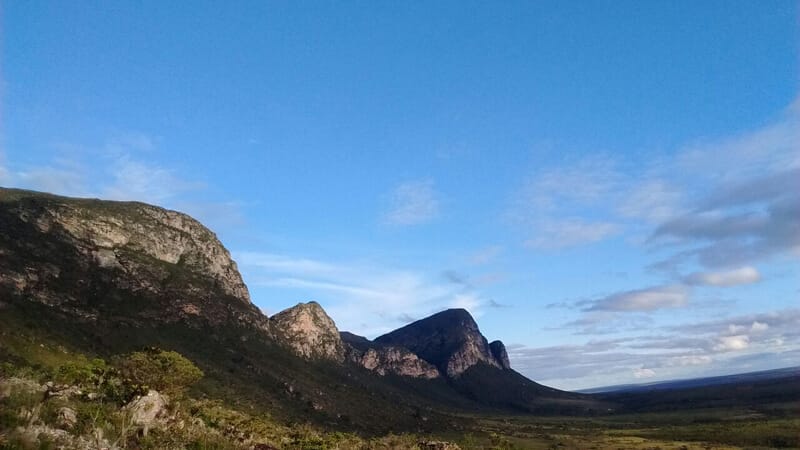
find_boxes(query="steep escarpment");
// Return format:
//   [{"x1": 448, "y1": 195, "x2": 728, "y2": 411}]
[
  {"x1": 341, "y1": 332, "x2": 440, "y2": 379},
  {"x1": 489, "y1": 340, "x2": 511, "y2": 370},
  {"x1": 375, "y1": 309, "x2": 506, "y2": 378},
  {"x1": 0, "y1": 188, "x2": 266, "y2": 331}
]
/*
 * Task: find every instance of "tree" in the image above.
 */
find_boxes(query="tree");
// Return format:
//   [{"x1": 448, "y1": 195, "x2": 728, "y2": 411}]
[{"x1": 115, "y1": 347, "x2": 203, "y2": 397}]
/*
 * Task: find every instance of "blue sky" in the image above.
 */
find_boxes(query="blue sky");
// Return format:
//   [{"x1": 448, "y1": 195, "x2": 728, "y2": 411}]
[{"x1": 2, "y1": 1, "x2": 798, "y2": 390}]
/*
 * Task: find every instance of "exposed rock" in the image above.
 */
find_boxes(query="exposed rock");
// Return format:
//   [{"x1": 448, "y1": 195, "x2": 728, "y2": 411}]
[
  {"x1": 418, "y1": 440, "x2": 462, "y2": 450},
  {"x1": 270, "y1": 302, "x2": 345, "y2": 361},
  {"x1": 341, "y1": 332, "x2": 440, "y2": 379},
  {"x1": 126, "y1": 389, "x2": 169, "y2": 436},
  {"x1": 0, "y1": 188, "x2": 269, "y2": 333},
  {"x1": 349, "y1": 346, "x2": 440, "y2": 379},
  {"x1": 489, "y1": 340, "x2": 511, "y2": 369},
  {"x1": 375, "y1": 308, "x2": 505, "y2": 378},
  {"x1": 45, "y1": 383, "x2": 83, "y2": 399},
  {"x1": 56, "y1": 406, "x2": 78, "y2": 429},
  {"x1": 13, "y1": 424, "x2": 73, "y2": 448}
]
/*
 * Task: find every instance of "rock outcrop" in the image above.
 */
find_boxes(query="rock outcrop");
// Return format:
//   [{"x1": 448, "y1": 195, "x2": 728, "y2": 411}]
[
  {"x1": 375, "y1": 309, "x2": 507, "y2": 378},
  {"x1": 341, "y1": 332, "x2": 440, "y2": 379},
  {"x1": 489, "y1": 340, "x2": 511, "y2": 369},
  {"x1": 126, "y1": 390, "x2": 169, "y2": 436},
  {"x1": 0, "y1": 188, "x2": 267, "y2": 331},
  {"x1": 270, "y1": 302, "x2": 345, "y2": 362}
]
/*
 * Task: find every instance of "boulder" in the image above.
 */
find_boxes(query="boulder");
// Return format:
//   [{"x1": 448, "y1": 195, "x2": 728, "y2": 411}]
[{"x1": 126, "y1": 389, "x2": 169, "y2": 436}]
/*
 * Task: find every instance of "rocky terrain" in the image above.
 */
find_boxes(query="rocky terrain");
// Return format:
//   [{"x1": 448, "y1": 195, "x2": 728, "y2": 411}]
[
  {"x1": 4, "y1": 188, "x2": 792, "y2": 449},
  {"x1": 0, "y1": 188, "x2": 267, "y2": 332},
  {"x1": 0, "y1": 187, "x2": 598, "y2": 443},
  {"x1": 375, "y1": 309, "x2": 508, "y2": 378},
  {"x1": 269, "y1": 301, "x2": 346, "y2": 362}
]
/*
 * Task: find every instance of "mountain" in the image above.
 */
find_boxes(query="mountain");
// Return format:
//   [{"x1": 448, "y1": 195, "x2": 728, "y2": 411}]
[
  {"x1": 0, "y1": 187, "x2": 601, "y2": 433},
  {"x1": 375, "y1": 308, "x2": 507, "y2": 377},
  {"x1": 269, "y1": 301, "x2": 345, "y2": 361},
  {"x1": 0, "y1": 188, "x2": 266, "y2": 332}
]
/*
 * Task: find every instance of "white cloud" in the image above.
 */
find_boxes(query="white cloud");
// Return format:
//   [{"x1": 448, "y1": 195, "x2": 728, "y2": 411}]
[
  {"x1": 685, "y1": 266, "x2": 761, "y2": 287},
  {"x1": 513, "y1": 308, "x2": 800, "y2": 390},
  {"x1": 15, "y1": 166, "x2": 88, "y2": 196},
  {"x1": 4, "y1": 133, "x2": 244, "y2": 235},
  {"x1": 668, "y1": 355, "x2": 712, "y2": 366},
  {"x1": 237, "y1": 251, "x2": 487, "y2": 337},
  {"x1": 383, "y1": 179, "x2": 440, "y2": 225},
  {"x1": 585, "y1": 285, "x2": 688, "y2": 312},
  {"x1": 714, "y1": 335, "x2": 750, "y2": 352},
  {"x1": 103, "y1": 154, "x2": 203, "y2": 204},
  {"x1": 449, "y1": 293, "x2": 483, "y2": 317},
  {"x1": 633, "y1": 367, "x2": 656, "y2": 379}
]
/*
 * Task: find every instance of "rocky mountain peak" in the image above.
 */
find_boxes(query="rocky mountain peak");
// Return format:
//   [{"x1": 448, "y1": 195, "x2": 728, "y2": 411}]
[
  {"x1": 489, "y1": 340, "x2": 511, "y2": 369},
  {"x1": 269, "y1": 301, "x2": 345, "y2": 362},
  {"x1": 374, "y1": 308, "x2": 507, "y2": 378}
]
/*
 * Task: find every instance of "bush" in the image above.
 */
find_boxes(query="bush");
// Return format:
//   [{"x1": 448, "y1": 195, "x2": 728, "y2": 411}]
[
  {"x1": 55, "y1": 357, "x2": 107, "y2": 386},
  {"x1": 114, "y1": 348, "x2": 203, "y2": 397}
]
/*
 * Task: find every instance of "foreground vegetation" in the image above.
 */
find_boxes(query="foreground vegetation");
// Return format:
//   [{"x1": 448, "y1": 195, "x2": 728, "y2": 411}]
[{"x1": 1, "y1": 327, "x2": 796, "y2": 449}]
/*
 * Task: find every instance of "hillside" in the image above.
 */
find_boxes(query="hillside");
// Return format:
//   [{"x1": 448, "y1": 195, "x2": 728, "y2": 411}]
[
  {"x1": 0, "y1": 188, "x2": 595, "y2": 433},
  {"x1": 2, "y1": 187, "x2": 798, "y2": 449}
]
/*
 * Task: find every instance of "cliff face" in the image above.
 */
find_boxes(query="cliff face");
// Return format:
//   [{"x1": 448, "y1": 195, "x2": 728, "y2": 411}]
[
  {"x1": 341, "y1": 332, "x2": 440, "y2": 379},
  {"x1": 489, "y1": 340, "x2": 511, "y2": 370},
  {"x1": 269, "y1": 302, "x2": 345, "y2": 362},
  {"x1": 0, "y1": 188, "x2": 265, "y2": 331},
  {"x1": 374, "y1": 309, "x2": 507, "y2": 378}
]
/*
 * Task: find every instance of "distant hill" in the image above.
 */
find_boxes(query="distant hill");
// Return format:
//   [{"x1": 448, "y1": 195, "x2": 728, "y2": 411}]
[{"x1": 579, "y1": 366, "x2": 800, "y2": 394}]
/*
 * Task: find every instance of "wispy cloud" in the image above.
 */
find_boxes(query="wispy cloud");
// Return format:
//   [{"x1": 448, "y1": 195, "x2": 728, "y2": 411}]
[
  {"x1": 584, "y1": 285, "x2": 688, "y2": 312},
  {"x1": 510, "y1": 155, "x2": 626, "y2": 249},
  {"x1": 510, "y1": 308, "x2": 800, "y2": 390},
  {"x1": 3, "y1": 132, "x2": 242, "y2": 232},
  {"x1": 383, "y1": 179, "x2": 440, "y2": 225},
  {"x1": 525, "y1": 218, "x2": 620, "y2": 249},
  {"x1": 684, "y1": 266, "x2": 761, "y2": 287},
  {"x1": 236, "y1": 251, "x2": 491, "y2": 336},
  {"x1": 510, "y1": 96, "x2": 799, "y2": 271}
]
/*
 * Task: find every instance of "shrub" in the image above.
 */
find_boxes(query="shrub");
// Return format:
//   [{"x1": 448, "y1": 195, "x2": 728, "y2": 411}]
[{"x1": 114, "y1": 348, "x2": 203, "y2": 397}]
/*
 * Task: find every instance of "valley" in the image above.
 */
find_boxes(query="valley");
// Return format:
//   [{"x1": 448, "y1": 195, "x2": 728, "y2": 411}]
[{"x1": 1, "y1": 188, "x2": 797, "y2": 449}]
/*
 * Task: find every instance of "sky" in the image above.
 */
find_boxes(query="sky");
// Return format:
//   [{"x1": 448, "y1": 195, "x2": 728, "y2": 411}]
[{"x1": 1, "y1": 1, "x2": 798, "y2": 390}]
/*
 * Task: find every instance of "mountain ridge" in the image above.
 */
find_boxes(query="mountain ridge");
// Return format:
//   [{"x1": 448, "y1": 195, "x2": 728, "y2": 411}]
[{"x1": 0, "y1": 187, "x2": 602, "y2": 432}]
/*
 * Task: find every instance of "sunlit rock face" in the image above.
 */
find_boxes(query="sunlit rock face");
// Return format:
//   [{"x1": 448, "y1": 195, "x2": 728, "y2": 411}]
[
  {"x1": 341, "y1": 332, "x2": 440, "y2": 379},
  {"x1": 270, "y1": 301, "x2": 345, "y2": 362},
  {"x1": 0, "y1": 188, "x2": 267, "y2": 331}
]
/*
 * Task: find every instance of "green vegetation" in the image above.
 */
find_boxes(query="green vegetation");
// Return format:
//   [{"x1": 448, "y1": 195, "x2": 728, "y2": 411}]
[
  {"x1": 114, "y1": 348, "x2": 203, "y2": 397},
  {"x1": 2, "y1": 333, "x2": 799, "y2": 449}
]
